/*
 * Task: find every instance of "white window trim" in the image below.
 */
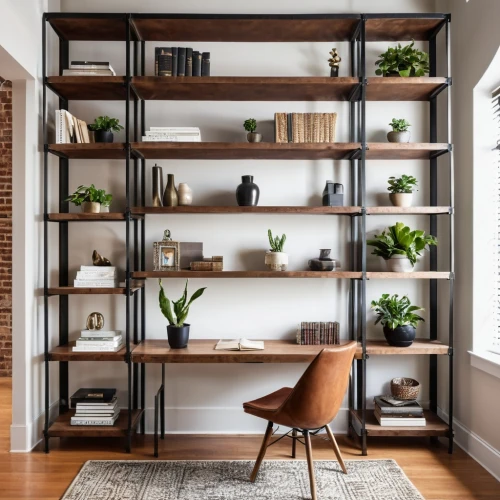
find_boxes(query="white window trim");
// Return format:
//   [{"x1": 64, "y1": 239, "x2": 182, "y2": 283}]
[{"x1": 469, "y1": 351, "x2": 500, "y2": 379}]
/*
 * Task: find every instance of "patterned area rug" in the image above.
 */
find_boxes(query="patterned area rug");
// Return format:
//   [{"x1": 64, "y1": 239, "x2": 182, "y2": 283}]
[{"x1": 62, "y1": 460, "x2": 424, "y2": 500}]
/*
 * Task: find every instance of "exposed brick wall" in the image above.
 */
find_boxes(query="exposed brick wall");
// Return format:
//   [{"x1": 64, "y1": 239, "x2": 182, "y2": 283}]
[{"x1": 0, "y1": 78, "x2": 12, "y2": 377}]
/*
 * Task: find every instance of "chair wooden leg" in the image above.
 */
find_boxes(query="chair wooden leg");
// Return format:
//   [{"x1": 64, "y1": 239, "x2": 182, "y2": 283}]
[
  {"x1": 292, "y1": 428, "x2": 297, "y2": 458},
  {"x1": 325, "y1": 424, "x2": 347, "y2": 474},
  {"x1": 303, "y1": 430, "x2": 317, "y2": 500},
  {"x1": 250, "y1": 421, "x2": 274, "y2": 482}
]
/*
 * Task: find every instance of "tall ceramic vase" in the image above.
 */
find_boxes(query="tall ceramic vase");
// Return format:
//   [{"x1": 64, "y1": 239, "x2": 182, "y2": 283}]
[
  {"x1": 163, "y1": 174, "x2": 178, "y2": 207},
  {"x1": 178, "y1": 183, "x2": 193, "y2": 206},
  {"x1": 152, "y1": 164, "x2": 164, "y2": 207},
  {"x1": 236, "y1": 175, "x2": 260, "y2": 206}
]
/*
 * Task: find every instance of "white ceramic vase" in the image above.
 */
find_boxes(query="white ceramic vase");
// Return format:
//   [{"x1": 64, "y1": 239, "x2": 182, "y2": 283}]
[
  {"x1": 387, "y1": 131, "x2": 411, "y2": 143},
  {"x1": 178, "y1": 183, "x2": 193, "y2": 206},
  {"x1": 386, "y1": 255, "x2": 414, "y2": 272},
  {"x1": 100, "y1": 205, "x2": 110, "y2": 213},
  {"x1": 265, "y1": 251, "x2": 288, "y2": 271},
  {"x1": 81, "y1": 202, "x2": 101, "y2": 213},
  {"x1": 389, "y1": 193, "x2": 413, "y2": 207}
]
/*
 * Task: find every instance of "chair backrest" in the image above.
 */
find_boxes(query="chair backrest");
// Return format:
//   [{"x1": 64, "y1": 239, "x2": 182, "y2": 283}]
[{"x1": 277, "y1": 341, "x2": 357, "y2": 430}]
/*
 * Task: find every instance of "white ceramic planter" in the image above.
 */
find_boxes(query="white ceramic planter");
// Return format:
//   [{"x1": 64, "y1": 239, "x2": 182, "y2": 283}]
[
  {"x1": 178, "y1": 183, "x2": 193, "y2": 206},
  {"x1": 81, "y1": 202, "x2": 101, "y2": 213},
  {"x1": 100, "y1": 205, "x2": 110, "y2": 213},
  {"x1": 389, "y1": 193, "x2": 413, "y2": 207},
  {"x1": 386, "y1": 255, "x2": 414, "y2": 272},
  {"x1": 265, "y1": 251, "x2": 288, "y2": 271},
  {"x1": 387, "y1": 131, "x2": 411, "y2": 143}
]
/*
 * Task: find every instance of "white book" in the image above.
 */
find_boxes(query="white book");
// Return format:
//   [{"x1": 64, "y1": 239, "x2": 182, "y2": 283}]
[
  {"x1": 71, "y1": 413, "x2": 120, "y2": 426},
  {"x1": 74, "y1": 280, "x2": 118, "y2": 288},
  {"x1": 70, "y1": 63, "x2": 115, "y2": 72},
  {"x1": 72, "y1": 342, "x2": 123, "y2": 352},
  {"x1": 76, "y1": 339, "x2": 122, "y2": 347},
  {"x1": 55, "y1": 110, "x2": 63, "y2": 144},
  {"x1": 374, "y1": 413, "x2": 426, "y2": 427},
  {"x1": 78, "y1": 335, "x2": 122, "y2": 343},
  {"x1": 145, "y1": 131, "x2": 200, "y2": 136},
  {"x1": 76, "y1": 271, "x2": 116, "y2": 279},
  {"x1": 75, "y1": 407, "x2": 119, "y2": 416},
  {"x1": 149, "y1": 127, "x2": 200, "y2": 132},
  {"x1": 76, "y1": 396, "x2": 118, "y2": 409},
  {"x1": 63, "y1": 69, "x2": 115, "y2": 76},
  {"x1": 142, "y1": 136, "x2": 201, "y2": 142},
  {"x1": 62, "y1": 110, "x2": 75, "y2": 143},
  {"x1": 215, "y1": 339, "x2": 264, "y2": 351},
  {"x1": 79, "y1": 330, "x2": 122, "y2": 338},
  {"x1": 80, "y1": 265, "x2": 117, "y2": 271}
]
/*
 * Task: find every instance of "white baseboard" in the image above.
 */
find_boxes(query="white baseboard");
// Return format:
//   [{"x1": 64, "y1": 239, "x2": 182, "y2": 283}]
[{"x1": 437, "y1": 407, "x2": 500, "y2": 481}]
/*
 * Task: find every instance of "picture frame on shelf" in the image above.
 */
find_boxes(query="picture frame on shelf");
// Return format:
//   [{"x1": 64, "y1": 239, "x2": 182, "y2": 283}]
[{"x1": 153, "y1": 230, "x2": 180, "y2": 271}]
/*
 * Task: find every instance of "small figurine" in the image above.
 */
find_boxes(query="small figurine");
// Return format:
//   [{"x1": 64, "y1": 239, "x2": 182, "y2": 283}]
[
  {"x1": 328, "y1": 48, "x2": 341, "y2": 77},
  {"x1": 86, "y1": 312, "x2": 104, "y2": 331},
  {"x1": 92, "y1": 249, "x2": 112, "y2": 266}
]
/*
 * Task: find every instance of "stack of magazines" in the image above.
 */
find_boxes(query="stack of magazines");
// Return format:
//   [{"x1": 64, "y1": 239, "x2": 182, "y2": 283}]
[
  {"x1": 72, "y1": 329, "x2": 123, "y2": 353},
  {"x1": 374, "y1": 396, "x2": 426, "y2": 426},
  {"x1": 142, "y1": 127, "x2": 201, "y2": 142},
  {"x1": 62, "y1": 60, "x2": 116, "y2": 76},
  {"x1": 70, "y1": 388, "x2": 119, "y2": 426},
  {"x1": 74, "y1": 265, "x2": 117, "y2": 288}
]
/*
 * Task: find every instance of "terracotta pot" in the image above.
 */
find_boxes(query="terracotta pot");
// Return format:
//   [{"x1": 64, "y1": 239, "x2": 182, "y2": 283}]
[
  {"x1": 265, "y1": 251, "x2": 288, "y2": 271},
  {"x1": 81, "y1": 202, "x2": 101, "y2": 213},
  {"x1": 385, "y1": 255, "x2": 413, "y2": 273},
  {"x1": 247, "y1": 132, "x2": 263, "y2": 143},
  {"x1": 387, "y1": 131, "x2": 411, "y2": 143},
  {"x1": 389, "y1": 193, "x2": 413, "y2": 207}
]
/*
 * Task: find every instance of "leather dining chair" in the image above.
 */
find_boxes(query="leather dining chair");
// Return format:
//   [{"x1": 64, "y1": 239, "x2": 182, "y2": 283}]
[{"x1": 243, "y1": 341, "x2": 357, "y2": 500}]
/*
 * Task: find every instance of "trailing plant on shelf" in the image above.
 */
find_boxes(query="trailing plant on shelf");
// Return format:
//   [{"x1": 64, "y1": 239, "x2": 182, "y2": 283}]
[
  {"x1": 159, "y1": 279, "x2": 206, "y2": 349},
  {"x1": 265, "y1": 229, "x2": 288, "y2": 271},
  {"x1": 88, "y1": 115, "x2": 124, "y2": 143},
  {"x1": 243, "y1": 118, "x2": 262, "y2": 143},
  {"x1": 65, "y1": 184, "x2": 113, "y2": 214},
  {"x1": 367, "y1": 222, "x2": 437, "y2": 272},
  {"x1": 375, "y1": 40, "x2": 430, "y2": 77},
  {"x1": 387, "y1": 118, "x2": 411, "y2": 143},
  {"x1": 387, "y1": 174, "x2": 418, "y2": 207},
  {"x1": 371, "y1": 293, "x2": 424, "y2": 347}
]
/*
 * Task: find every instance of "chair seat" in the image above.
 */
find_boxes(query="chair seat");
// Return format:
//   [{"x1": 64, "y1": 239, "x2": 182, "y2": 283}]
[{"x1": 243, "y1": 387, "x2": 292, "y2": 418}]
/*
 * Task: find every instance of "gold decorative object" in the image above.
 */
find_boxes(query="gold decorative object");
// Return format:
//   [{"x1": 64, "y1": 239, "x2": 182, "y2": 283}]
[
  {"x1": 92, "y1": 249, "x2": 112, "y2": 266},
  {"x1": 86, "y1": 312, "x2": 104, "y2": 331},
  {"x1": 153, "y1": 229, "x2": 180, "y2": 271},
  {"x1": 328, "y1": 48, "x2": 341, "y2": 77}
]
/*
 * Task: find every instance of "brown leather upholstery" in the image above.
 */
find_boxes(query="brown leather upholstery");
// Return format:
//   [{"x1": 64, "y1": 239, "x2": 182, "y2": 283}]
[{"x1": 243, "y1": 342, "x2": 357, "y2": 430}]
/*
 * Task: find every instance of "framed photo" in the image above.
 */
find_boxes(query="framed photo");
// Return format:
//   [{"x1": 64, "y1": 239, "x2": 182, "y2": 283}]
[{"x1": 153, "y1": 240, "x2": 180, "y2": 271}]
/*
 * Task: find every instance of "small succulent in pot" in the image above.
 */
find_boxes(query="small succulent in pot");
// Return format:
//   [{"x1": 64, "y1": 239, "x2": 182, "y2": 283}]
[
  {"x1": 371, "y1": 293, "x2": 424, "y2": 347},
  {"x1": 244, "y1": 118, "x2": 262, "y2": 143},
  {"x1": 88, "y1": 115, "x2": 124, "y2": 143},
  {"x1": 375, "y1": 40, "x2": 430, "y2": 77},
  {"x1": 265, "y1": 229, "x2": 288, "y2": 271},
  {"x1": 387, "y1": 174, "x2": 418, "y2": 207},
  {"x1": 158, "y1": 279, "x2": 206, "y2": 349},
  {"x1": 367, "y1": 222, "x2": 437, "y2": 272},
  {"x1": 387, "y1": 118, "x2": 411, "y2": 143},
  {"x1": 65, "y1": 184, "x2": 113, "y2": 214}
]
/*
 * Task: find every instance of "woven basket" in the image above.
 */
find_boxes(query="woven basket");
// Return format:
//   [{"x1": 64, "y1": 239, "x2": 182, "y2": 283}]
[{"x1": 390, "y1": 377, "x2": 420, "y2": 400}]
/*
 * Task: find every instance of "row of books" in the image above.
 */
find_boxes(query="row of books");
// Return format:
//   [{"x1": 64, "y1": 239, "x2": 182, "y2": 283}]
[
  {"x1": 72, "y1": 330, "x2": 123, "y2": 353},
  {"x1": 296, "y1": 321, "x2": 340, "y2": 345},
  {"x1": 155, "y1": 48, "x2": 210, "y2": 77},
  {"x1": 55, "y1": 110, "x2": 91, "y2": 144},
  {"x1": 62, "y1": 60, "x2": 116, "y2": 76},
  {"x1": 70, "y1": 388, "x2": 119, "y2": 426},
  {"x1": 74, "y1": 266, "x2": 118, "y2": 288},
  {"x1": 274, "y1": 112, "x2": 337, "y2": 143},
  {"x1": 142, "y1": 126, "x2": 201, "y2": 142},
  {"x1": 374, "y1": 396, "x2": 425, "y2": 427}
]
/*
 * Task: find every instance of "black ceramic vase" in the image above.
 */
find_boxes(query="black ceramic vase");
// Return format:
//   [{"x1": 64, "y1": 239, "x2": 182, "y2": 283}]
[
  {"x1": 94, "y1": 130, "x2": 114, "y2": 143},
  {"x1": 167, "y1": 323, "x2": 190, "y2": 349},
  {"x1": 383, "y1": 325, "x2": 416, "y2": 347},
  {"x1": 236, "y1": 175, "x2": 260, "y2": 206}
]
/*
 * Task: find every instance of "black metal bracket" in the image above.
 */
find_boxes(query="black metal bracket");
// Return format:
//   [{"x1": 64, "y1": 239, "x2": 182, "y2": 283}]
[
  {"x1": 448, "y1": 347, "x2": 454, "y2": 357},
  {"x1": 348, "y1": 83, "x2": 362, "y2": 102}
]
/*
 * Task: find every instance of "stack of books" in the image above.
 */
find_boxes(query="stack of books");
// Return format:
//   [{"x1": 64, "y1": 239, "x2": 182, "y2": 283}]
[
  {"x1": 190, "y1": 256, "x2": 223, "y2": 271},
  {"x1": 70, "y1": 388, "x2": 119, "y2": 426},
  {"x1": 62, "y1": 60, "x2": 116, "y2": 76},
  {"x1": 296, "y1": 322, "x2": 340, "y2": 345},
  {"x1": 72, "y1": 329, "x2": 123, "y2": 353},
  {"x1": 55, "y1": 110, "x2": 91, "y2": 144},
  {"x1": 142, "y1": 127, "x2": 201, "y2": 142},
  {"x1": 374, "y1": 396, "x2": 426, "y2": 427},
  {"x1": 74, "y1": 265, "x2": 117, "y2": 288},
  {"x1": 274, "y1": 112, "x2": 337, "y2": 143},
  {"x1": 155, "y1": 48, "x2": 210, "y2": 77}
]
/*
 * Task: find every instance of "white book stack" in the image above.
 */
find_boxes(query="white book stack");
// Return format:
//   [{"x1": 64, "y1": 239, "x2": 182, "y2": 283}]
[
  {"x1": 142, "y1": 127, "x2": 201, "y2": 142},
  {"x1": 72, "y1": 330, "x2": 123, "y2": 353},
  {"x1": 74, "y1": 265, "x2": 118, "y2": 288},
  {"x1": 71, "y1": 396, "x2": 120, "y2": 426},
  {"x1": 62, "y1": 60, "x2": 116, "y2": 76},
  {"x1": 55, "y1": 109, "x2": 91, "y2": 144}
]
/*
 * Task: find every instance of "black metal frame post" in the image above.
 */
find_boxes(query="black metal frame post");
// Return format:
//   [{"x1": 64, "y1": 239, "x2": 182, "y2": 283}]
[{"x1": 133, "y1": 40, "x2": 139, "y2": 413}]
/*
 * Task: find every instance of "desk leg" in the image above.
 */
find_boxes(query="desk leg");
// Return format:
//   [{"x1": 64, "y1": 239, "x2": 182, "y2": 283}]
[{"x1": 161, "y1": 363, "x2": 165, "y2": 439}]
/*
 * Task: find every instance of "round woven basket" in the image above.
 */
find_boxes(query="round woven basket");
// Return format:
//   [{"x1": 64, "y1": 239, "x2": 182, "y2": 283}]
[{"x1": 391, "y1": 377, "x2": 420, "y2": 400}]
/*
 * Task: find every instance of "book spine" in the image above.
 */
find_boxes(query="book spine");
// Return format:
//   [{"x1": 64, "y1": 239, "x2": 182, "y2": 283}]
[
  {"x1": 73, "y1": 281, "x2": 117, "y2": 288},
  {"x1": 56, "y1": 110, "x2": 62, "y2": 144},
  {"x1": 80, "y1": 266, "x2": 117, "y2": 271},
  {"x1": 287, "y1": 114, "x2": 292, "y2": 143},
  {"x1": 171, "y1": 47, "x2": 178, "y2": 77},
  {"x1": 70, "y1": 61, "x2": 110, "y2": 66},
  {"x1": 150, "y1": 127, "x2": 200, "y2": 131},
  {"x1": 201, "y1": 52, "x2": 210, "y2": 76},
  {"x1": 63, "y1": 70, "x2": 114, "y2": 76},
  {"x1": 192, "y1": 51, "x2": 202, "y2": 76},
  {"x1": 185, "y1": 48, "x2": 193, "y2": 76},
  {"x1": 70, "y1": 420, "x2": 116, "y2": 426},
  {"x1": 155, "y1": 47, "x2": 160, "y2": 76},
  {"x1": 76, "y1": 340, "x2": 121, "y2": 347},
  {"x1": 177, "y1": 47, "x2": 186, "y2": 77},
  {"x1": 79, "y1": 337, "x2": 121, "y2": 342},
  {"x1": 158, "y1": 47, "x2": 173, "y2": 77},
  {"x1": 72, "y1": 344, "x2": 123, "y2": 352}
]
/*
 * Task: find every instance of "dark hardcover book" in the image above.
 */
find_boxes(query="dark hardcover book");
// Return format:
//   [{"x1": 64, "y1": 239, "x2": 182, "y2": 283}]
[
  {"x1": 70, "y1": 61, "x2": 110, "y2": 66},
  {"x1": 185, "y1": 48, "x2": 193, "y2": 77},
  {"x1": 287, "y1": 114, "x2": 292, "y2": 143},
  {"x1": 201, "y1": 52, "x2": 211, "y2": 76},
  {"x1": 172, "y1": 47, "x2": 178, "y2": 77},
  {"x1": 375, "y1": 397, "x2": 424, "y2": 414},
  {"x1": 177, "y1": 47, "x2": 186, "y2": 77},
  {"x1": 70, "y1": 388, "x2": 116, "y2": 408},
  {"x1": 154, "y1": 48, "x2": 160, "y2": 76},
  {"x1": 192, "y1": 51, "x2": 202, "y2": 76},
  {"x1": 157, "y1": 47, "x2": 173, "y2": 77}
]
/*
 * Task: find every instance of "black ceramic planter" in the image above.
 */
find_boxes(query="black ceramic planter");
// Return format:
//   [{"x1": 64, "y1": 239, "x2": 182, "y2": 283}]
[
  {"x1": 94, "y1": 130, "x2": 114, "y2": 143},
  {"x1": 236, "y1": 175, "x2": 260, "y2": 206},
  {"x1": 383, "y1": 325, "x2": 416, "y2": 347},
  {"x1": 167, "y1": 323, "x2": 190, "y2": 349}
]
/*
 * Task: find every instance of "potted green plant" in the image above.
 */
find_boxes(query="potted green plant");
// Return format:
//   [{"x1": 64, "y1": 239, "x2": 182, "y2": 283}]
[
  {"x1": 371, "y1": 293, "x2": 424, "y2": 347},
  {"x1": 375, "y1": 40, "x2": 429, "y2": 77},
  {"x1": 65, "y1": 184, "x2": 113, "y2": 214},
  {"x1": 88, "y1": 115, "x2": 124, "y2": 143},
  {"x1": 159, "y1": 279, "x2": 206, "y2": 349},
  {"x1": 387, "y1": 174, "x2": 418, "y2": 207},
  {"x1": 387, "y1": 118, "x2": 411, "y2": 143},
  {"x1": 367, "y1": 222, "x2": 437, "y2": 272},
  {"x1": 265, "y1": 229, "x2": 287, "y2": 271},
  {"x1": 243, "y1": 118, "x2": 262, "y2": 143}
]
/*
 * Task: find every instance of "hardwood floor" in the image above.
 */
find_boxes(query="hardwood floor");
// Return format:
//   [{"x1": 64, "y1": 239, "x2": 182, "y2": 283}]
[{"x1": 0, "y1": 378, "x2": 497, "y2": 499}]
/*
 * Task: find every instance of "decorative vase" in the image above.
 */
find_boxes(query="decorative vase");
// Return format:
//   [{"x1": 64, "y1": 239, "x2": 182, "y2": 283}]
[
  {"x1": 247, "y1": 132, "x2": 263, "y2": 143},
  {"x1": 389, "y1": 193, "x2": 413, "y2": 207},
  {"x1": 100, "y1": 205, "x2": 110, "y2": 213},
  {"x1": 322, "y1": 181, "x2": 344, "y2": 206},
  {"x1": 383, "y1": 325, "x2": 416, "y2": 347},
  {"x1": 167, "y1": 324, "x2": 190, "y2": 349},
  {"x1": 265, "y1": 251, "x2": 288, "y2": 271},
  {"x1": 81, "y1": 202, "x2": 101, "y2": 213},
  {"x1": 178, "y1": 183, "x2": 193, "y2": 206},
  {"x1": 387, "y1": 131, "x2": 411, "y2": 143},
  {"x1": 385, "y1": 255, "x2": 414, "y2": 272},
  {"x1": 163, "y1": 174, "x2": 178, "y2": 207},
  {"x1": 94, "y1": 130, "x2": 114, "y2": 143},
  {"x1": 236, "y1": 175, "x2": 260, "y2": 206},
  {"x1": 152, "y1": 164, "x2": 164, "y2": 207}
]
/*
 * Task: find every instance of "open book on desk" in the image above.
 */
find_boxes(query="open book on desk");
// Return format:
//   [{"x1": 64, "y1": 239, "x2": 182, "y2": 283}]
[{"x1": 215, "y1": 339, "x2": 264, "y2": 351}]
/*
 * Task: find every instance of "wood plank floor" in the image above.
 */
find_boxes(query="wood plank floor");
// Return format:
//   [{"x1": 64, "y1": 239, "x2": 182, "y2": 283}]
[{"x1": 0, "y1": 379, "x2": 497, "y2": 499}]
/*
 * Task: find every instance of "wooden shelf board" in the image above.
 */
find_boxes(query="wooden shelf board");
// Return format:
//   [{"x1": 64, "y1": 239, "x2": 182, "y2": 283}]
[
  {"x1": 366, "y1": 272, "x2": 451, "y2": 279},
  {"x1": 131, "y1": 76, "x2": 359, "y2": 101},
  {"x1": 49, "y1": 342, "x2": 129, "y2": 361},
  {"x1": 47, "y1": 283, "x2": 144, "y2": 295},
  {"x1": 365, "y1": 77, "x2": 448, "y2": 101},
  {"x1": 47, "y1": 409, "x2": 143, "y2": 437},
  {"x1": 132, "y1": 271, "x2": 361, "y2": 279},
  {"x1": 365, "y1": 339, "x2": 449, "y2": 356},
  {"x1": 350, "y1": 409, "x2": 449, "y2": 437},
  {"x1": 366, "y1": 207, "x2": 451, "y2": 215},
  {"x1": 131, "y1": 142, "x2": 360, "y2": 160},
  {"x1": 132, "y1": 206, "x2": 360, "y2": 215},
  {"x1": 47, "y1": 16, "x2": 128, "y2": 41},
  {"x1": 365, "y1": 17, "x2": 446, "y2": 42},
  {"x1": 366, "y1": 143, "x2": 450, "y2": 160},
  {"x1": 48, "y1": 143, "x2": 127, "y2": 159},
  {"x1": 46, "y1": 76, "x2": 126, "y2": 101},
  {"x1": 47, "y1": 213, "x2": 126, "y2": 221}
]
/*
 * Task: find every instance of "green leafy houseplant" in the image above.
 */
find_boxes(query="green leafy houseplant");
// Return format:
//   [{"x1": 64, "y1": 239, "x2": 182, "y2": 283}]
[
  {"x1": 89, "y1": 116, "x2": 124, "y2": 133},
  {"x1": 367, "y1": 222, "x2": 437, "y2": 267},
  {"x1": 387, "y1": 175, "x2": 418, "y2": 194},
  {"x1": 371, "y1": 294, "x2": 425, "y2": 330},
  {"x1": 243, "y1": 118, "x2": 257, "y2": 133},
  {"x1": 65, "y1": 184, "x2": 112, "y2": 207},
  {"x1": 375, "y1": 40, "x2": 430, "y2": 77},
  {"x1": 268, "y1": 229, "x2": 286, "y2": 253},
  {"x1": 389, "y1": 118, "x2": 410, "y2": 132}
]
